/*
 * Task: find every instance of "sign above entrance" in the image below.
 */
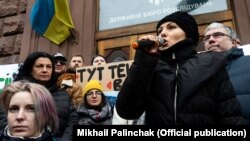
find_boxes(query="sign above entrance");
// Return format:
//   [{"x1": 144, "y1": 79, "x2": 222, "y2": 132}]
[{"x1": 99, "y1": 0, "x2": 228, "y2": 30}]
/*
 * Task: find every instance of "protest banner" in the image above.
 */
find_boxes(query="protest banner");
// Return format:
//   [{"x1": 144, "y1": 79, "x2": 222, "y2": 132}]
[
  {"x1": 0, "y1": 64, "x2": 19, "y2": 93},
  {"x1": 76, "y1": 60, "x2": 133, "y2": 106}
]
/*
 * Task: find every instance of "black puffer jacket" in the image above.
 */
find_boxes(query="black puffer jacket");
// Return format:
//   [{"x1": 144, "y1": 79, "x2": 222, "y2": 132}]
[
  {"x1": 0, "y1": 107, "x2": 6, "y2": 130},
  {"x1": 14, "y1": 76, "x2": 78, "y2": 141},
  {"x1": 225, "y1": 48, "x2": 250, "y2": 124},
  {"x1": 116, "y1": 39, "x2": 243, "y2": 125},
  {"x1": 51, "y1": 88, "x2": 78, "y2": 141}
]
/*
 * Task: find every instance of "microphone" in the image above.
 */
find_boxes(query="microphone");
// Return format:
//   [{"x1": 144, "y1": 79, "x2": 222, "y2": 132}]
[{"x1": 132, "y1": 37, "x2": 165, "y2": 50}]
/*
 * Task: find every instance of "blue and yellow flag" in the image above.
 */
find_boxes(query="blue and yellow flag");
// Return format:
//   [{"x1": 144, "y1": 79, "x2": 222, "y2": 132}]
[{"x1": 30, "y1": 0, "x2": 74, "y2": 45}]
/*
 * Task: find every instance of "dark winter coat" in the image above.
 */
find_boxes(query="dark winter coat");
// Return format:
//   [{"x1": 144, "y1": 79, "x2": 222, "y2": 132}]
[
  {"x1": 0, "y1": 107, "x2": 6, "y2": 130},
  {"x1": 116, "y1": 39, "x2": 243, "y2": 125},
  {"x1": 33, "y1": 77, "x2": 78, "y2": 141},
  {"x1": 226, "y1": 48, "x2": 250, "y2": 124},
  {"x1": 51, "y1": 89, "x2": 78, "y2": 140}
]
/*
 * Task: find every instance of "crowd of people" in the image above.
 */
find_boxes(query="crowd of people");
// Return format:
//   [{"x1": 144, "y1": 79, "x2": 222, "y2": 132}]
[{"x1": 0, "y1": 10, "x2": 250, "y2": 140}]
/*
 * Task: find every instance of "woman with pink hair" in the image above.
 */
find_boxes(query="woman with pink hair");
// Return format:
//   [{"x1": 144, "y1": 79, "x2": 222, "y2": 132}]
[{"x1": 0, "y1": 81, "x2": 60, "y2": 141}]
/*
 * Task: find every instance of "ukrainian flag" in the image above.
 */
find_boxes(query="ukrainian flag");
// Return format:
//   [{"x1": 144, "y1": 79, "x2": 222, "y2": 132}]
[{"x1": 30, "y1": 0, "x2": 74, "y2": 45}]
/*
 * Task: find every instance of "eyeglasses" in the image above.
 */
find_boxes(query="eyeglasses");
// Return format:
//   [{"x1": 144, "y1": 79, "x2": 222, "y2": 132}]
[
  {"x1": 86, "y1": 91, "x2": 102, "y2": 96},
  {"x1": 54, "y1": 60, "x2": 66, "y2": 65},
  {"x1": 203, "y1": 32, "x2": 231, "y2": 42}
]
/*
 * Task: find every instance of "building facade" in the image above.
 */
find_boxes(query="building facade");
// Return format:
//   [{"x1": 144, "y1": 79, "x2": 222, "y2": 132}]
[{"x1": 0, "y1": 0, "x2": 249, "y2": 65}]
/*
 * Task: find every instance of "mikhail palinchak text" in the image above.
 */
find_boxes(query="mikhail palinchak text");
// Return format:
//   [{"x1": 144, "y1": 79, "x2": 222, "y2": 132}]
[
  {"x1": 77, "y1": 128, "x2": 154, "y2": 136},
  {"x1": 76, "y1": 128, "x2": 246, "y2": 138}
]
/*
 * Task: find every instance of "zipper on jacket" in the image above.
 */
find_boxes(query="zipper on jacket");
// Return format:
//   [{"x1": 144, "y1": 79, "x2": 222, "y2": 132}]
[{"x1": 173, "y1": 53, "x2": 178, "y2": 124}]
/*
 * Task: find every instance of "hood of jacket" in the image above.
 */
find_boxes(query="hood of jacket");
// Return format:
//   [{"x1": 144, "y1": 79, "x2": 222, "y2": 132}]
[{"x1": 225, "y1": 47, "x2": 244, "y2": 61}]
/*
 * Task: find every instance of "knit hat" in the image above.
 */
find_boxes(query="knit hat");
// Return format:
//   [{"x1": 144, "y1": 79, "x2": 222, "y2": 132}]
[
  {"x1": 156, "y1": 11, "x2": 199, "y2": 45},
  {"x1": 82, "y1": 80, "x2": 104, "y2": 97}
]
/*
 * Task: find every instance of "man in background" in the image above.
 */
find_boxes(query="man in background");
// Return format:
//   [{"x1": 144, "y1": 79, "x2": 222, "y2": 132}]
[
  {"x1": 69, "y1": 54, "x2": 84, "y2": 72},
  {"x1": 204, "y1": 22, "x2": 250, "y2": 124},
  {"x1": 54, "y1": 53, "x2": 84, "y2": 108}
]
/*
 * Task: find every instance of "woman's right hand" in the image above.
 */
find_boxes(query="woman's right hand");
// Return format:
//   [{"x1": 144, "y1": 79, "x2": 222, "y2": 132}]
[{"x1": 137, "y1": 35, "x2": 161, "y2": 55}]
